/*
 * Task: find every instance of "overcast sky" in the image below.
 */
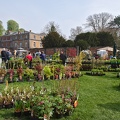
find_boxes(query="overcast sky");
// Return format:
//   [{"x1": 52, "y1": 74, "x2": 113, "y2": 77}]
[{"x1": 1, "y1": 0, "x2": 120, "y2": 38}]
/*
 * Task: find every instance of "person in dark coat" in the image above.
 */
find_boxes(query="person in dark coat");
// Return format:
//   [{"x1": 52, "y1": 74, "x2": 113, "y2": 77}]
[
  {"x1": 40, "y1": 51, "x2": 46, "y2": 64},
  {"x1": 1, "y1": 48, "x2": 7, "y2": 62},
  {"x1": 6, "y1": 49, "x2": 12, "y2": 60},
  {"x1": 60, "y1": 51, "x2": 67, "y2": 65}
]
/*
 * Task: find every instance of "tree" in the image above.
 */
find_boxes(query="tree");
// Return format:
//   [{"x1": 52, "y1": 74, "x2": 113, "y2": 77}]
[
  {"x1": 74, "y1": 40, "x2": 89, "y2": 50},
  {"x1": 44, "y1": 21, "x2": 60, "y2": 34},
  {"x1": 75, "y1": 32, "x2": 99, "y2": 47},
  {"x1": 108, "y1": 15, "x2": 120, "y2": 41},
  {"x1": 63, "y1": 40, "x2": 74, "y2": 47},
  {"x1": 0, "y1": 20, "x2": 4, "y2": 36},
  {"x1": 42, "y1": 32, "x2": 66, "y2": 48},
  {"x1": 96, "y1": 32, "x2": 114, "y2": 46},
  {"x1": 85, "y1": 12, "x2": 113, "y2": 32},
  {"x1": 69, "y1": 26, "x2": 83, "y2": 40},
  {"x1": 74, "y1": 31, "x2": 114, "y2": 47},
  {"x1": 7, "y1": 20, "x2": 19, "y2": 32},
  {"x1": 19, "y1": 28, "x2": 25, "y2": 32},
  {"x1": 109, "y1": 15, "x2": 120, "y2": 28}
]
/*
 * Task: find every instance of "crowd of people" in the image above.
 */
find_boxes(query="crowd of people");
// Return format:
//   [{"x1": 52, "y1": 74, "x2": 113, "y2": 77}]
[
  {"x1": 1, "y1": 48, "x2": 12, "y2": 62},
  {"x1": 0, "y1": 48, "x2": 67, "y2": 69}
]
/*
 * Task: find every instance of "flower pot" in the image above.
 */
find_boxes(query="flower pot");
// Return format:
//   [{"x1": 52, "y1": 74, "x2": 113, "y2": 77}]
[
  {"x1": 23, "y1": 109, "x2": 31, "y2": 116},
  {"x1": 19, "y1": 75, "x2": 23, "y2": 81},
  {"x1": 14, "y1": 111, "x2": 22, "y2": 117},
  {"x1": 0, "y1": 104, "x2": 3, "y2": 109},
  {"x1": 4, "y1": 103, "x2": 13, "y2": 109}
]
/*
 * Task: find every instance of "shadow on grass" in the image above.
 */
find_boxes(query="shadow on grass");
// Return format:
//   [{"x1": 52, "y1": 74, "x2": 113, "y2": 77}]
[
  {"x1": 112, "y1": 85, "x2": 120, "y2": 91},
  {"x1": 98, "y1": 102, "x2": 120, "y2": 112},
  {"x1": 0, "y1": 109, "x2": 30, "y2": 120}
]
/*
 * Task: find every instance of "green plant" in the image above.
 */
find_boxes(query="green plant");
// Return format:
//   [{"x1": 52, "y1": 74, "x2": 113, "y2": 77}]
[
  {"x1": 14, "y1": 100, "x2": 23, "y2": 112},
  {"x1": 32, "y1": 95, "x2": 53, "y2": 119},
  {"x1": 24, "y1": 68, "x2": 34, "y2": 79},
  {"x1": 0, "y1": 94, "x2": 4, "y2": 106},
  {"x1": 43, "y1": 65, "x2": 53, "y2": 79},
  {"x1": 23, "y1": 100, "x2": 31, "y2": 111},
  {"x1": 34, "y1": 63, "x2": 43, "y2": 74},
  {"x1": 4, "y1": 94, "x2": 13, "y2": 105},
  {"x1": 0, "y1": 72, "x2": 120, "y2": 119}
]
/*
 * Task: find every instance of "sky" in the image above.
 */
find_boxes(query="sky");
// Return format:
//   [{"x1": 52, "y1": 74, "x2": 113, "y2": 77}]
[{"x1": 0, "y1": 0, "x2": 120, "y2": 39}]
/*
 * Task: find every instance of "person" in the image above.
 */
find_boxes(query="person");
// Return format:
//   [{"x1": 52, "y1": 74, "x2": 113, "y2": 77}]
[
  {"x1": 40, "y1": 51, "x2": 46, "y2": 64},
  {"x1": 32, "y1": 52, "x2": 35, "y2": 58},
  {"x1": 14, "y1": 50, "x2": 17, "y2": 58},
  {"x1": 60, "y1": 51, "x2": 67, "y2": 65},
  {"x1": 109, "y1": 54, "x2": 113, "y2": 59},
  {"x1": 6, "y1": 49, "x2": 12, "y2": 60},
  {"x1": 1, "y1": 48, "x2": 7, "y2": 62},
  {"x1": 26, "y1": 52, "x2": 33, "y2": 69}
]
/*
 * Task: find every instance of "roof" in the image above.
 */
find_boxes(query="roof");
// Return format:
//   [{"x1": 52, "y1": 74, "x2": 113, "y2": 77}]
[{"x1": 97, "y1": 46, "x2": 119, "y2": 52}]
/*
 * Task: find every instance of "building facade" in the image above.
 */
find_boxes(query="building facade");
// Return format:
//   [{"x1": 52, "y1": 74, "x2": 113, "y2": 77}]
[{"x1": 0, "y1": 30, "x2": 45, "y2": 51}]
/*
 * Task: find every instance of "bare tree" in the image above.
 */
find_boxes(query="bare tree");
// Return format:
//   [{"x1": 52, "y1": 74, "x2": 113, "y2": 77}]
[
  {"x1": 69, "y1": 26, "x2": 83, "y2": 40},
  {"x1": 44, "y1": 21, "x2": 61, "y2": 34},
  {"x1": 108, "y1": 16, "x2": 120, "y2": 45},
  {"x1": 85, "y1": 12, "x2": 113, "y2": 32}
]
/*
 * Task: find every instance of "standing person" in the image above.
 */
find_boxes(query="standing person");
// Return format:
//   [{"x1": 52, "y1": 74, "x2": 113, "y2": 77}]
[
  {"x1": 6, "y1": 49, "x2": 12, "y2": 60},
  {"x1": 32, "y1": 52, "x2": 35, "y2": 58},
  {"x1": 40, "y1": 51, "x2": 46, "y2": 64},
  {"x1": 26, "y1": 52, "x2": 33, "y2": 69},
  {"x1": 14, "y1": 50, "x2": 17, "y2": 58},
  {"x1": 1, "y1": 48, "x2": 7, "y2": 62},
  {"x1": 60, "y1": 51, "x2": 67, "y2": 65}
]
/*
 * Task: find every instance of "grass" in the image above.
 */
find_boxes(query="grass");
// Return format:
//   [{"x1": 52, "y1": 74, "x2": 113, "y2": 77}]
[{"x1": 0, "y1": 72, "x2": 120, "y2": 120}]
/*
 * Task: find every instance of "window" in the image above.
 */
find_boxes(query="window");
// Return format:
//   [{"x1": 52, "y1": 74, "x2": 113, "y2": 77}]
[
  {"x1": 15, "y1": 36, "x2": 17, "y2": 39},
  {"x1": 10, "y1": 43, "x2": 13, "y2": 47},
  {"x1": 10, "y1": 36, "x2": 12, "y2": 40},
  {"x1": 25, "y1": 42, "x2": 27, "y2": 47},
  {"x1": 33, "y1": 42, "x2": 36, "y2": 47},
  {"x1": 34, "y1": 35, "x2": 36, "y2": 39},
  {"x1": 15, "y1": 43, "x2": 17, "y2": 48},
  {"x1": 40, "y1": 43, "x2": 42, "y2": 47},
  {"x1": 25, "y1": 35, "x2": 28, "y2": 39},
  {"x1": 20, "y1": 35, "x2": 22, "y2": 39},
  {"x1": 20, "y1": 43, "x2": 22, "y2": 48}
]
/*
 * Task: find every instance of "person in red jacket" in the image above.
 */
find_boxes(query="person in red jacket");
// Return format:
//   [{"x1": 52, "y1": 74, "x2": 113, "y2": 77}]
[{"x1": 26, "y1": 52, "x2": 33, "y2": 69}]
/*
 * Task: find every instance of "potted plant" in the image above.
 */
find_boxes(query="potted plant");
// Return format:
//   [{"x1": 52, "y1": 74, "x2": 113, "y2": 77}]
[
  {"x1": 14, "y1": 100, "x2": 23, "y2": 117},
  {"x1": 43, "y1": 65, "x2": 53, "y2": 80},
  {"x1": 24, "y1": 68, "x2": 34, "y2": 81},
  {"x1": 23, "y1": 100, "x2": 31, "y2": 116},
  {"x1": 17, "y1": 66, "x2": 23, "y2": 81},
  {"x1": 54, "y1": 64, "x2": 65, "y2": 80},
  {"x1": 4, "y1": 94, "x2": 13, "y2": 108},
  {"x1": 34, "y1": 63, "x2": 43, "y2": 81},
  {"x1": 7, "y1": 68, "x2": 14, "y2": 82},
  {"x1": 53, "y1": 95, "x2": 66, "y2": 118},
  {"x1": 0, "y1": 68, "x2": 6, "y2": 83},
  {"x1": 32, "y1": 95, "x2": 53, "y2": 120},
  {"x1": 0, "y1": 94, "x2": 4, "y2": 108}
]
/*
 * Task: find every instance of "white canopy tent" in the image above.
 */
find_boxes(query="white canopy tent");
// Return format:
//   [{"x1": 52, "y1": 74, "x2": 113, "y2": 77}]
[
  {"x1": 97, "y1": 50, "x2": 108, "y2": 59},
  {"x1": 97, "y1": 46, "x2": 119, "y2": 52}
]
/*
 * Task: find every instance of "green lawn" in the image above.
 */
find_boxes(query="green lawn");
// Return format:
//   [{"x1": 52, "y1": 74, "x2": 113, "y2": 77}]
[{"x1": 0, "y1": 72, "x2": 120, "y2": 120}]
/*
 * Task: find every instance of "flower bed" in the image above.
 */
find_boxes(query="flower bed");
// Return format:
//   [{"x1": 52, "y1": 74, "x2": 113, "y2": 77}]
[
  {"x1": 86, "y1": 69, "x2": 105, "y2": 76},
  {"x1": 0, "y1": 80, "x2": 79, "y2": 119}
]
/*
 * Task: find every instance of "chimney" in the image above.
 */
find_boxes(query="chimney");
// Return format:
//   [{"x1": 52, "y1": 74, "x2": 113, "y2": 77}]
[{"x1": 30, "y1": 30, "x2": 31, "y2": 32}]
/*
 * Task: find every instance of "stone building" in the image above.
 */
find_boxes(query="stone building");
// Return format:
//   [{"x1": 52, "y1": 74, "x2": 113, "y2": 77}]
[{"x1": 0, "y1": 30, "x2": 45, "y2": 51}]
